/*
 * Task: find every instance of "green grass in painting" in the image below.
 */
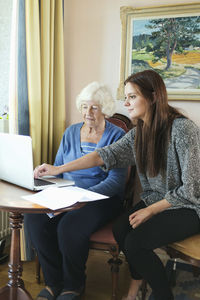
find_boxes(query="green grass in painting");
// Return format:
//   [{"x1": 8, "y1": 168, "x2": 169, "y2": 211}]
[
  {"x1": 132, "y1": 50, "x2": 154, "y2": 61},
  {"x1": 132, "y1": 50, "x2": 200, "y2": 79}
]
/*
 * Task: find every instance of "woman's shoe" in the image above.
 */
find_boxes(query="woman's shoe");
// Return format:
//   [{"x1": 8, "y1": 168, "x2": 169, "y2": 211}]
[
  {"x1": 36, "y1": 287, "x2": 57, "y2": 300},
  {"x1": 56, "y1": 286, "x2": 84, "y2": 300},
  {"x1": 36, "y1": 285, "x2": 63, "y2": 300}
]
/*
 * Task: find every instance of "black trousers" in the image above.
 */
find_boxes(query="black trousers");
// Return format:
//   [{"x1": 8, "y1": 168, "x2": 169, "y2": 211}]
[
  {"x1": 25, "y1": 196, "x2": 122, "y2": 291},
  {"x1": 112, "y1": 201, "x2": 200, "y2": 300}
]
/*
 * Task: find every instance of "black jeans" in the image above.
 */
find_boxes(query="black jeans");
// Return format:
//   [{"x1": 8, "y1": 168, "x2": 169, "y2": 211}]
[
  {"x1": 112, "y1": 201, "x2": 200, "y2": 300},
  {"x1": 24, "y1": 196, "x2": 122, "y2": 291}
]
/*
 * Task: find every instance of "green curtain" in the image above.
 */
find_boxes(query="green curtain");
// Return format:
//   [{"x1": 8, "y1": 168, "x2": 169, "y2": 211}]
[{"x1": 9, "y1": 0, "x2": 66, "y2": 260}]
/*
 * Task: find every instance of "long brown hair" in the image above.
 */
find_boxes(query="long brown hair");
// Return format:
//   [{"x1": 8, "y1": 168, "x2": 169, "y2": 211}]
[{"x1": 124, "y1": 70, "x2": 185, "y2": 177}]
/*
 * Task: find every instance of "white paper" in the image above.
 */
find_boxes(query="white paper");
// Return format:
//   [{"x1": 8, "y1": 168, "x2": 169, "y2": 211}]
[{"x1": 22, "y1": 186, "x2": 108, "y2": 210}]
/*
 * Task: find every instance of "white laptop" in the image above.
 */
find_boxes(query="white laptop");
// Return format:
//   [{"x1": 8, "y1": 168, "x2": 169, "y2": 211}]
[{"x1": 0, "y1": 133, "x2": 75, "y2": 191}]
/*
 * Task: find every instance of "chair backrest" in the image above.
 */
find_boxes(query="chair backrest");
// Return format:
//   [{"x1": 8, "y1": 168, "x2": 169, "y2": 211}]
[{"x1": 107, "y1": 113, "x2": 133, "y2": 133}]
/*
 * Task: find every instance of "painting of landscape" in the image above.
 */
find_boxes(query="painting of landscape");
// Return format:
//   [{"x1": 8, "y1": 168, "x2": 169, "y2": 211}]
[{"x1": 131, "y1": 15, "x2": 200, "y2": 90}]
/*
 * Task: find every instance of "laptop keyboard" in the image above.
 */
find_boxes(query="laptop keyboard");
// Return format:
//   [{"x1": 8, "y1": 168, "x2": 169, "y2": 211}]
[{"x1": 34, "y1": 178, "x2": 55, "y2": 187}]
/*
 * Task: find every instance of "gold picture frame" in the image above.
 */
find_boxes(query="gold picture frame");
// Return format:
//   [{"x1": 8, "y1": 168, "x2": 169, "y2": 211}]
[{"x1": 117, "y1": 3, "x2": 200, "y2": 101}]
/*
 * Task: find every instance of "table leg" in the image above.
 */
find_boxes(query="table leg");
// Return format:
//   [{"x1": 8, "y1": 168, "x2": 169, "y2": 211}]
[{"x1": 0, "y1": 212, "x2": 33, "y2": 300}]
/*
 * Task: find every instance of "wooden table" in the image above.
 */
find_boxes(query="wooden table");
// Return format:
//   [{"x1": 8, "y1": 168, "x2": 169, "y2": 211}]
[{"x1": 0, "y1": 180, "x2": 83, "y2": 300}]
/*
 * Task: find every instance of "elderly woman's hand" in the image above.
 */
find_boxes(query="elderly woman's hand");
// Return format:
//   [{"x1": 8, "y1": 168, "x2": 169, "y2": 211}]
[{"x1": 34, "y1": 163, "x2": 60, "y2": 178}]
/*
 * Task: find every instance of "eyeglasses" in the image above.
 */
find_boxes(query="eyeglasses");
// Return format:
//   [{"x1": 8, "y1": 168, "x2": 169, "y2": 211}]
[{"x1": 81, "y1": 104, "x2": 101, "y2": 112}]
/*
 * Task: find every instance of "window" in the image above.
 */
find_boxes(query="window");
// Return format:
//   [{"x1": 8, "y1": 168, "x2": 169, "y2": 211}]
[{"x1": 0, "y1": 0, "x2": 12, "y2": 117}]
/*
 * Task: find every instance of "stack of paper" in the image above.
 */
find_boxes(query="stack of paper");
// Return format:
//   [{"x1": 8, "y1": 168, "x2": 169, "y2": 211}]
[{"x1": 22, "y1": 186, "x2": 108, "y2": 210}]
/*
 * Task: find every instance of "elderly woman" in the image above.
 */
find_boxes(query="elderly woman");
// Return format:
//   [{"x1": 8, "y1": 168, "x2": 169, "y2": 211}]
[{"x1": 25, "y1": 82, "x2": 127, "y2": 300}]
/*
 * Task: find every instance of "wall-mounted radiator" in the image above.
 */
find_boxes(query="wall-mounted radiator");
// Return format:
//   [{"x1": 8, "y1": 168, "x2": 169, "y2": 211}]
[{"x1": 0, "y1": 211, "x2": 10, "y2": 238}]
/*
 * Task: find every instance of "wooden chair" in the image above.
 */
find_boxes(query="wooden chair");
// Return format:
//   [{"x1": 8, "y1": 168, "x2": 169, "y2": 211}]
[
  {"x1": 163, "y1": 236, "x2": 200, "y2": 283},
  {"x1": 140, "y1": 235, "x2": 200, "y2": 300},
  {"x1": 140, "y1": 236, "x2": 200, "y2": 300},
  {"x1": 35, "y1": 113, "x2": 134, "y2": 298},
  {"x1": 88, "y1": 113, "x2": 134, "y2": 299},
  {"x1": 89, "y1": 165, "x2": 136, "y2": 300}
]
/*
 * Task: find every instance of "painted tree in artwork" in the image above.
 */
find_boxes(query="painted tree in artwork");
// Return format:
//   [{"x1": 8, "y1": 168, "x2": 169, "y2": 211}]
[{"x1": 146, "y1": 16, "x2": 200, "y2": 70}]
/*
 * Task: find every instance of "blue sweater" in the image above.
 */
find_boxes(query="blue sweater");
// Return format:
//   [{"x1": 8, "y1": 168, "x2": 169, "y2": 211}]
[{"x1": 54, "y1": 120, "x2": 127, "y2": 199}]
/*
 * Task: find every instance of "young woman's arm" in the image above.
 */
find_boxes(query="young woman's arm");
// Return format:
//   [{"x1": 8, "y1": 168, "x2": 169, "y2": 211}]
[
  {"x1": 129, "y1": 199, "x2": 172, "y2": 229},
  {"x1": 35, "y1": 129, "x2": 136, "y2": 178},
  {"x1": 34, "y1": 151, "x2": 103, "y2": 178}
]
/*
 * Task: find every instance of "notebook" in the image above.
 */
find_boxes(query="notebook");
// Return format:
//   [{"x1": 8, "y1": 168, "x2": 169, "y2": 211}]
[{"x1": 0, "y1": 133, "x2": 75, "y2": 191}]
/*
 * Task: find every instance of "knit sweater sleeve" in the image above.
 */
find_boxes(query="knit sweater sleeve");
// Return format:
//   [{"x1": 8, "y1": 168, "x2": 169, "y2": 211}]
[
  {"x1": 96, "y1": 128, "x2": 136, "y2": 171},
  {"x1": 165, "y1": 119, "x2": 200, "y2": 206}
]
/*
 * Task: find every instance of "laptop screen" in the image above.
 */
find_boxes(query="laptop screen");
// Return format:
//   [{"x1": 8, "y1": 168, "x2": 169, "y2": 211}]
[{"x1": 0, "y1": 133, "x2": 35, "y2": 189}]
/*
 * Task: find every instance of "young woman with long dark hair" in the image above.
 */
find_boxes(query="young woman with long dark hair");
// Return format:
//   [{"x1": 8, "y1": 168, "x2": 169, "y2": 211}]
[{"x1": 35, "y1": 70, "x2": 200, "y2": 300}]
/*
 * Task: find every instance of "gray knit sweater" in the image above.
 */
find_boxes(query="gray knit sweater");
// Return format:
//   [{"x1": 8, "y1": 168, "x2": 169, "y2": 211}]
[{"x1": 96, "y1": 118, "x2": 200, "y2": 218}]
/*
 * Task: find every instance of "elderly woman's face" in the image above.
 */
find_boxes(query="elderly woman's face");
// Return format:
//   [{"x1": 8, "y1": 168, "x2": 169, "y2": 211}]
[{"x1": 81, "y1": 100, "x2": 105, "y2": 127}]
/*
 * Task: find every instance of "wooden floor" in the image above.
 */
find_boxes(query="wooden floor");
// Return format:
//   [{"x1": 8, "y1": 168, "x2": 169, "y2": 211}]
[{"x1": 0, "y1": 249, "x2": 132, "y2": 300}]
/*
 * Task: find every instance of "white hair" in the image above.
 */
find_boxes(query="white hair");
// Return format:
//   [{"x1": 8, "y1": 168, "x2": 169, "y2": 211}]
[{"x1": 76, "y1": 82, "x2": 116, "y2": 117}]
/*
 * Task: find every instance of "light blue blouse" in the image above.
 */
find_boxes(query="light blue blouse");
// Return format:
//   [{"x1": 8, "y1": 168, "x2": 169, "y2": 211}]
[
  {"x1": 54, "y1": 121, "x2": 127, "y2": 199},
  {"x1": 80, "y1": 142, "x2": 96, "y2": 155}
]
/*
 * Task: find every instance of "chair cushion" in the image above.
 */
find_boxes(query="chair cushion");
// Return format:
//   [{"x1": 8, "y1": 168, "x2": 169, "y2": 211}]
[
  {"x1": 169, "y1": 234, "x2": 200, "y2": 260},
  {"x1": 90, "y1": 222, "x2": 117, "y2": 244}
]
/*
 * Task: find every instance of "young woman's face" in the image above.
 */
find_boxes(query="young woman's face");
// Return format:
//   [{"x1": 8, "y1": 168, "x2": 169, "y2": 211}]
[{"x1": 124, "y1": 82, "x2": 148, "y2": 122}]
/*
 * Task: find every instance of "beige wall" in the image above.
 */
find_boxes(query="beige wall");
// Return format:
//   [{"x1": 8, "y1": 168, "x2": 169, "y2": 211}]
[{"x1": 64, "y1": 0, "x2": 200, "y2": 126}]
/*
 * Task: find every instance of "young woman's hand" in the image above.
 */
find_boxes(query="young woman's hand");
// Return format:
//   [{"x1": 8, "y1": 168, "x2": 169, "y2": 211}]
[
  {"x1": 129, "y1": 199, "x2": 172, "y2": 229},
  {"x1": 34, "y1": 164, "x2": 60, "y2": 178},
  {"x1": 129, "y1": 207, "x2": 154, "y2": 229}
]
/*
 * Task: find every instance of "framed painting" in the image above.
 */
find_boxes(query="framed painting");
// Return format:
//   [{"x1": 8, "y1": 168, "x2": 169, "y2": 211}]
[{"x1": 117, "y1": 3, "x2": 200, "y2": 101}]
